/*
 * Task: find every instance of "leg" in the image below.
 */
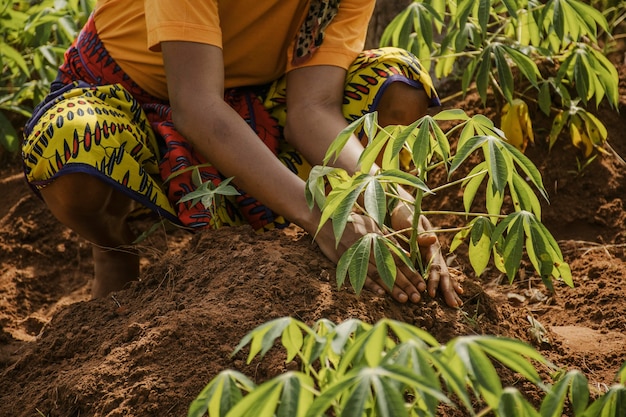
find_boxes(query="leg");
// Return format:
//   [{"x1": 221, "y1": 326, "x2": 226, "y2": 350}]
[{"x1": 40, "y1": 173, "x2": 139, "y2": 298}]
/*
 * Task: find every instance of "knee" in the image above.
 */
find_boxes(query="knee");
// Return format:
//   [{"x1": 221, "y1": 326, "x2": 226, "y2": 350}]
[{"x1": 40, "y1": 173, "x2": 126, "y2": 217}]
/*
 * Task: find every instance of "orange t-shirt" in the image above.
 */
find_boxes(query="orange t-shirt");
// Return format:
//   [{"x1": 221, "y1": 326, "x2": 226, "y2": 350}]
[{"x1": 93, "y1": 0, "x2": 375, "y2": 100}]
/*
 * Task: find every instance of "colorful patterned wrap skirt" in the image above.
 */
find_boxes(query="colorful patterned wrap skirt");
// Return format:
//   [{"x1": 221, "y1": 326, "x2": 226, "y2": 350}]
[{"x1": 22, "y1": 16, "x2": 440, "y2": 232}]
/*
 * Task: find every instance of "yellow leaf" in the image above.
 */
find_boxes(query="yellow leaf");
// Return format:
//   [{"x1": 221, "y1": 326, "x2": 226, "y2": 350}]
[{"x1": 500, "y1": 99, "x2": 534, "y2": 152}]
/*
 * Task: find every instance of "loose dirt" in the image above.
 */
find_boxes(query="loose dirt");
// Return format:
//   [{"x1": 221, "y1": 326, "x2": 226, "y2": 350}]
[{"x1": 1, "y1": 62, "x2": 624, "y2": 417}]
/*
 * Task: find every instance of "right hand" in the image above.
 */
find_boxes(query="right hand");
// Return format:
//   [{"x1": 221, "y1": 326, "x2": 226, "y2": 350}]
[{"x1": 314, "y1": 213, "x2": 427, "y2": 304}]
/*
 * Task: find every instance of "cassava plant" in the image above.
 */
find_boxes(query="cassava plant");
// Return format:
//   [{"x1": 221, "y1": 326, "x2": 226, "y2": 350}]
[
  {"x1": 380, "y1": 0, "x2": 620, "y2": 158},
  {"x1": 189, "y1": 316, "x2": 626, "y2": 417},
  {"x1": 306, "y1": 110, "x2": 572, "y2": 296}
]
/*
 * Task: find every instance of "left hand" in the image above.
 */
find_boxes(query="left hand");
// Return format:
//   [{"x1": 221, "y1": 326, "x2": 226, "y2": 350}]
[{"x1": 390, "y1": 204, "x2": 464, "y2": 308}]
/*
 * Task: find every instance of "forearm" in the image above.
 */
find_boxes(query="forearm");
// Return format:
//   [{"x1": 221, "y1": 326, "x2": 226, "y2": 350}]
[
  {"x1": 173, "y1": 98, "x2": 321, "y2": 233},
  {"x1": 284, "y1": 105, "x2": 366, "y2": 175}
]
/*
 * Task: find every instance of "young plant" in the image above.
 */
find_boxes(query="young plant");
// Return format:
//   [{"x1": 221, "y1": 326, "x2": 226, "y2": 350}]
[
  {"x1": 306, "y1": 110, "x2": 571, "y2": 297},
  {"x1": 380, "y1": 0, "x2": 620, "y2": 157},
  {"x1": 189, "y1": 316, "x2": 626, "y2": 417}
]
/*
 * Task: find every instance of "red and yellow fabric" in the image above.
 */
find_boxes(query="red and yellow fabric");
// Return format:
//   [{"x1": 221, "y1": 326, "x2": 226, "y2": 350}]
[{"x1": 23, "y1": 11, "x2": 440, "y2": 232}]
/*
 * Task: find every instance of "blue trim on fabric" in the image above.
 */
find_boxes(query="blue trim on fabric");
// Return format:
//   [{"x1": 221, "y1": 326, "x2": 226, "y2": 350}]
[
  {"x1": 30, "y1": 163, "x2": 181, "y2": 226},
  {"x1": 369, "y1": 74, "x2": 441, "y2": 114}
]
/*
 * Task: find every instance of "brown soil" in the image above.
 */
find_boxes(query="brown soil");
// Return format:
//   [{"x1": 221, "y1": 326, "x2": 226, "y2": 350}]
[{"x1": 1, "y1": 63, "x2": 625, "y2": 417}]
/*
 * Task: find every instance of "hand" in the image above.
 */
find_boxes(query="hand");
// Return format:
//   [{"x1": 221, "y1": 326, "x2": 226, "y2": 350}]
[
  {"x1": 391, "y1": 204, "x2": 464, "y2": 308},
  {"x1": 314, "y1": 213, "x2": 428, "y2": 304}
]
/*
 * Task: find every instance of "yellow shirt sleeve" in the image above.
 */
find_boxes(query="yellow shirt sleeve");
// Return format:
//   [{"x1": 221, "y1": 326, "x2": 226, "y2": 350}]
[
  {"x1": 286, "y1": 0, "x2": 375, "y2": 72},
  {"x1": 145, "y1": 0, "x2": 222, "y2": 52}
]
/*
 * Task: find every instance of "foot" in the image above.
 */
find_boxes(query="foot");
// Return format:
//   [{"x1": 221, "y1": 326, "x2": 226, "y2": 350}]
[{"x1": 91, "y1": 245, "x2": 140, "y2": 298}]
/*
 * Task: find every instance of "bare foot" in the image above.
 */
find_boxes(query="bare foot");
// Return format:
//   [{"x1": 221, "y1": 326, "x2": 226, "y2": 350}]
[{"x1": 91, "y1": 245, "x2": 140, "y2": 298}]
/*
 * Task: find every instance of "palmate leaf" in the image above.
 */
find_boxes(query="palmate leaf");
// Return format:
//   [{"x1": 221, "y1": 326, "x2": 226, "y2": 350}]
[
  {"x1": 486, "y1": 137, "x2": 509, "y2": 195},
  {"x1": 232, "y1": 317, "x2": 314, "y2": 364},
  {"x1": 317, "y1": 175, "x2": 366, "y2": 243},
  {"x1": 359, "y1": 126, "x2": 395, "y2": 174},
  {"x1": 468, "y1": 216, "x2": 494, "y2": 276},
  {"x1": 383, "y1": 341, "x2": 471, "y2": 413},
  {"x1": 336, "y1": 233, "x2": 412, "y2": 298},
  {"x1": 497, "y1": 139, "x2": 549, "y2": 201},
  {"x1": 461, "y1": 162, "x2": 488, "y2": 212},
  {"x1": 499, "y1": 387, "x2": 541, "y2": 417},
  {"x1": 539, "y1": 370, "x2": 589, "y2": 417},
  {"x1": 525, "y1": 215, "x2": 573, "y2": 287},
  {"x1": 493, "y1": 44, "x2": 515, "y2": 103},
  {"x1": 581, "y1": 384, "x2": 626, "y2": 417},
  {"x1": 510, "y1": 171, "x2": 542, "y2": 217},
  {"x1": 336, "y1": 233, "x2": 372, "y2": 294},
  {"x1": 471, "y1": 337, "x2": 549, "y2": 385},
  {"x1": 225, "y1": 372, "x2": 314, "y2": 417},
  {"x1": 336, "y1": 321, "x2": 396, "y2": 376},
  {"x1": 452, "y1": 338, "x2": 503, "y2": 410},
  {"x1": 501, "y1": 215, "x2": 525, "y2": 280},
  {"x1": 305, "y1": 165, "x2": 338, "y2": 210},
  {"x1": 363, "y1": 179, "x2": 387, "y2": 228},
  {"x1": 308, "y1": 365, "x2": 449, "y2": 417},
  {"x1": 188, "y1": 370, "x2": 255, "y2": 417},
  {"x1": 323, "y1": 114, "x2": 369, "y2": 165}
]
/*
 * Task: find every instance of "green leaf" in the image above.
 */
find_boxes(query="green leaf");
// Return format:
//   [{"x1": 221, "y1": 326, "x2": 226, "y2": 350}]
[
  {"x1": 305, "y1": 165, "x2": 336, "y2": 210},
  {"x1": 411, "y1": 121, "x2": 432, "y2": 171},
  {"x1": 305, "y1": 374, "x2": 360, "y2": 417},
  {"x1": 340, "y1": 377, "x2": 370, "y2": 417},
  {"x1": 540, "y1": 370, "x2": 587, "y2": 417},
  {"x1": 376, "y1": 169, "x2": 430, "y2": 194},
  {"x1": 232, "y1": 317, "x2": 292, "y2": 362},
  {"x1": 499, "y1": 387, "x2": 541, "y2": 417},
  {"x1": 486, "y1": 137, "x2": 509, "y2": 195},
  {"x1": 485, "y1": 177, "x2": 505, "y2": 217},
  {"x1": 450, "y1": 135, "x2": 489, "y2": 176},
  {"x1": 373, "y1": 376, "x2": 409, "y2": 417},
  {"x1": 363, "y1": 179, "x2": 386, "y2": 228},
  {"x1": 281, "y1": 320, "x2": 304, "y2": 363},
  {"x1": 462, "y1": 162, "x2": 488, "y2": 212},
  {"x1": 569, "y1": 370, "x2": 590, "y2": 416},
  {"x1": 372, "y1": 236, "x2": 397, "y2": 291},
  {"x1": 432, "y1": 109, "x2": 470, "y2": 122},
  {"x1": 453, "y1": 337, "x2": 503, "y2": 409},
  {"x1": 276, "y1": 374, "x2": 314, "y2": 417},
  {"x1": 0, "y1": 43, "x2": 30, "y2": 75},
  {"x1": 225, "y1": 372, "x2": 313, "y2": 417},
  {"x1": 0, "y1": 112, "x2": 19, "y2": 152},
  {"x1": 498, "y1": 140, "x2": 549, "y2": 202},
  {"x1": 476, "y1": 49, "x2": 492, "y2": 104},
  {"x1": 188, "y1": 370, "x2": 254, "y2": 417},
  {"x1": 359, "y1": 127, "x2": 393, "y2": 174},
  {"x1": 468, "y1": 217, "x2": 493, "y2": 276},
  {"x1": 473, "y1": 337, "x2": 547, "y2": 384},
  {"x1": 320, "y1": 181, "x2": 364, "y2": 243},
  {"x1": 502, "y1": 44, "x2": 540, "y2": 88},
  {"x1": 345, "y1": 234, "x2": 375, "y2": 295},
  {"x1": 494, "y1": 45, "x2": 514, "y2": 103},
  {"x1": 501, "y1": 215, "x2": 525, "y2": 280},
  {"x1": 510, "y1": 172, "x2": 542, "y2": 217},
  {"x1": 526, "y1": 218, "x2": 554, "y2": 279},
  {"x1": 324, "y1": 115, "x2": 366, "y2": 165}
]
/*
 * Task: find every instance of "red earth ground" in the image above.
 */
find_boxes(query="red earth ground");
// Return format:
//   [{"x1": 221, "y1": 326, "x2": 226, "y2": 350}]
[{"x1": 1, "y1": 57, "x2": 625, "y2": 417}]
